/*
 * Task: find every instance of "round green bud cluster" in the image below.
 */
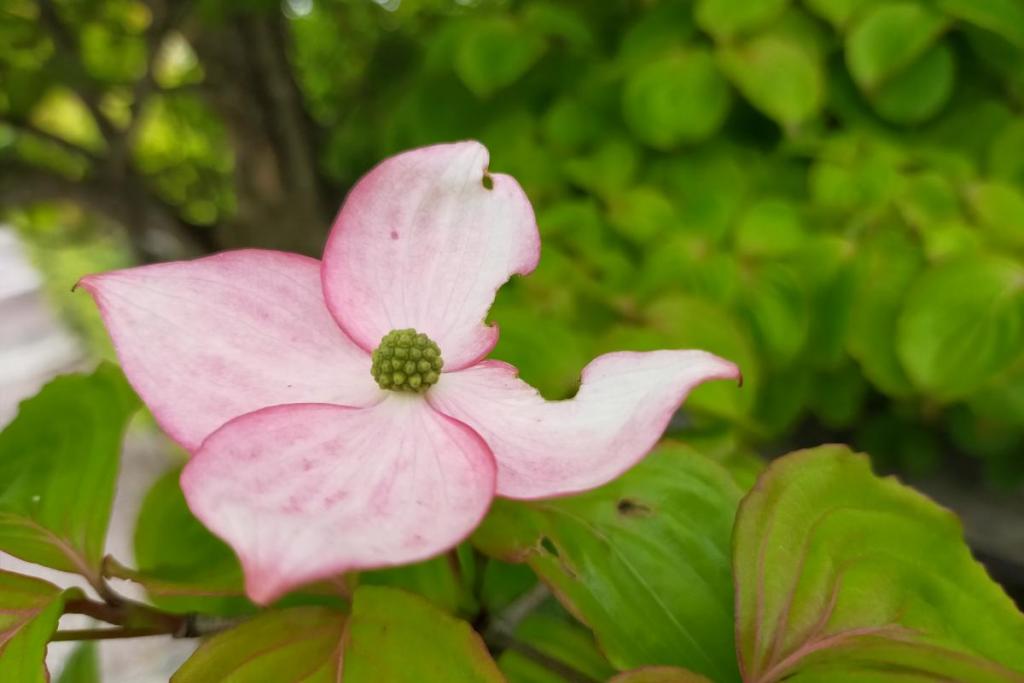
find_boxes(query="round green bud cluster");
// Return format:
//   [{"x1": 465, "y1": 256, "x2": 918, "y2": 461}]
[{"x1": 371, "y1": 328, "x2": 444, "y2": 392}]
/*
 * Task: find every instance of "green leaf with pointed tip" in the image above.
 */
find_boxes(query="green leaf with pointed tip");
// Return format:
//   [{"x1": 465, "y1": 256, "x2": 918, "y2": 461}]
[
  {"x1": 718, "y1": 35, "x2": 823, "y2": 127},
  {"x1": 171, "y1": 607, "x2": 344, "y2": 682},
  {"x1": 696, "y1": 0, "x2": 789, "y2": 40},
  {"x1": 897, "y1": 254, "x2": 1024, "y2": 400},
  {"x1": 0, "y1": 571, "x2": 66, "y2": 683},
  {"x1": 342, "y1": 586, "x2": 503, "y2": 682},
  {"x1": 845, "y1": 3, "x2": 948, "y2": 90},
  {"x1": 622, "y1": 50, "x2": 731, "y2": 149},
  {"x1": 56, "y1": 643, "x2": 99, "y2": 683},
  {"x1": 0, "y1": 363, "x2": 139, "y2": 578},
  {"x1": 131, "y1": 467, "x2": 249, "y2": 615},
  {"x1": 473, "y1": 444, "x2": 743, "y2": 682},
  {"x1": 610, "y1": 668, "x2": 712, "y2": 683},
  {"x1": 938, "y1": 0, "x2": 1024, "y2": 48},
  {"x1": 734, "y1": 445, "x2": 1024, "y2": 682}
]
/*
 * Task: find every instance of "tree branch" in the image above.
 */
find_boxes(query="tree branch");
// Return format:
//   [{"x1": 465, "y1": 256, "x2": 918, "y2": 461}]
[
  {"x1": 0, "y1": 118, "x2": 100, "y2": 162},
  {"x1": 51, "y1": 627, "x2": 177, "y2": 642},
  {"x1": 0, "y1": 158, "x2": 217, "y2": 261}
]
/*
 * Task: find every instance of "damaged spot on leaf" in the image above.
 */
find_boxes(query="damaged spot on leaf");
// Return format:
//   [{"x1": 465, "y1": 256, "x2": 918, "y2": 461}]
[{"x1": 617, "y1": 498, "x2": 652, "y2": 517}]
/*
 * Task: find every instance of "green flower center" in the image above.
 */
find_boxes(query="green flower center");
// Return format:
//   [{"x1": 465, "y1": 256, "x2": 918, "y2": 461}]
[{"x1": 370, "y1": 328, "x2": 444, "y2": 392}]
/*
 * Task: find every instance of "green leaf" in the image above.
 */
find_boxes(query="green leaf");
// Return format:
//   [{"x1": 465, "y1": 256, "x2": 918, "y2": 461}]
[
  {"x1": 498, "y1": 611, "x2": 616, "y2": 683},
  {"x1": 734, "y1": 198, "x2": 806, "y2": 258},
  {"x1": 359, "y1": 545, "x2": 477, "y2": 616},
  {"x1": 610, "y1": 668, "x2": 712, "y2": 683},
  {"x1": 870, "y1": 42, "x2": 956, "y2": 125},
  {"x1": 845, "y1": 3, "x2": 948, "y2": 90},
  {"x1": 790, "y1": 236, "x2": 858, "y2": 369},
  {"x1": 172, "y1": 607, "x2": 344, "y2": 682},
  {"x1": 847, "y1": 230, "x2": 922, "y2": 397},
  {"x1": 739, "y1": 263, "x2": 811, "y2": 368},
  {"x1": 473, "y1": 444, "x2": 743, "y2": 682},
  {"x1": 622, "y1": 50, "x2": 731, "y2": 149},
  {"x1": 696, "y1": 0, "x2": 789, "y2": 40},
  {"x1": 897, "y1": 254, "x2": 1024, "y2": 400},
  {"x1": 988, "y1": 119, "x2": 1024, "y2": 186},
  {"x1": 56, "y1": 643, "x2": 100, "y2": 683},
  {"x1": 607, "y1": 186, "x2": 678, "y2": 245},
  {"x1": 342, "y1": 586, "x2": 503, "y2": 682},
  {"x1": 0, "y1": 363, "x2": 139, "y2": 578},
  {"x1": 718, "y1": 34, "x2": 823, "y2": 128},
  {"x1": 563, "y1": 138, "x2": 638, "y2": 198},
  {"x1": 966, "y1": 181, "x2": 1024, "y2": 250},
  {"x1": 803, "y1": 0, "x2": 878, "y2": 29},
  {"x1": 733, "y1": 445, "x2": 1024, "y2": 681},
  {"x1": 130, "y1": 467, "x2": 249, "y2": 615},
  {"x1": 454, "y1": 17, "x2": 545, "y2": 98},
  {"x1": 938, "y1": 0, "x2": 1024, "y2": 48},
  {"x1": 0, "y1": 571, "x2": 66, "y2": 683},
  {"x1": 618, "y1": 4, "x2": 696, "y2": 69}
]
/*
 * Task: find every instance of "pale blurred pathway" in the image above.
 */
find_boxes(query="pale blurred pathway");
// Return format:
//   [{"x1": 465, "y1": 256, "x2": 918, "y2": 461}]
[{"x1": 0, "y1": 227, "x2": 193, "y2": 681}]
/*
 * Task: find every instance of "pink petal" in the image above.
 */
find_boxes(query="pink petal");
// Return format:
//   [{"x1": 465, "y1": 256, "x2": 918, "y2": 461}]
[
  {"x1": 428, "y1": 351, "x2": 741, "y2": 499},
  {"x1": 180, "y1": 398, "x2": 497, "y2": 604},
  {"x1": 78, "y1": 250, "x2": 381, "y2": 451},
  {"x1": 322, "y1": 141, "x2": 540, "y2": 370}
]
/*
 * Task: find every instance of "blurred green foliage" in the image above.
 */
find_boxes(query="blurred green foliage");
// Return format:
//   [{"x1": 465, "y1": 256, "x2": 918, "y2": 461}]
[
  {"x1": 294, "y1": 0, "x2": 1024, "y2": 481},
  {"x1": 3, "y1": 0, "x2": 1024, "y2": 481}
]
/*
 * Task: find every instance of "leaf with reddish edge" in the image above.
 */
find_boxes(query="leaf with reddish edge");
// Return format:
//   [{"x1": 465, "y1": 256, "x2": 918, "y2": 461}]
[
  {"x1": 733, "y1": 445, "x2": 1024, "y2": 683},
  {"x1": 610, "y1": 667, "x2": 712, "y2": 683},
  {"x1": 0, "y1": 363, "x2": 139, "y2": 581},
  {"x1": 171, "y1": 607, "x2": 345, "y2": 682},
  {"x1": 0, "y1": 571, "x2": 67, "y2": 683},
  {"x1": 472, "y1": 444, "x2": 742, "y2": 682},
  {"x1": 341, "y1": 586, "x2": 503, "y2": 682}
]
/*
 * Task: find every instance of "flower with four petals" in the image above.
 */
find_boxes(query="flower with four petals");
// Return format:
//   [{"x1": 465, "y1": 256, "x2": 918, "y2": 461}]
[{"x1": 80, "y1": 142, "x2": 740, "y2": 603}]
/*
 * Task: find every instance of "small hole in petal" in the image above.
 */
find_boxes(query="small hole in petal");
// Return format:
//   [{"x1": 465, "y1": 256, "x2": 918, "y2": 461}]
[{"x1": 482, "y1": 173, "x2": 494, "y2": 190}]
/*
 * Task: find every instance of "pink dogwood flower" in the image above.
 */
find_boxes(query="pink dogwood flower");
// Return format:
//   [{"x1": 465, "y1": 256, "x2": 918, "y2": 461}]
[{"x1": 79, "y1": 142, "x2": 740, "y2": 604}]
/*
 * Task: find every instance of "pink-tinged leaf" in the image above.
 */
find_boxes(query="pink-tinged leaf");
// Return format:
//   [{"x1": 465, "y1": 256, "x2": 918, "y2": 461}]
[
  {"x1": 428, "y1": 350, "x2": 740, "y2": 498},
  {"x1": 181, "y1": 398, "x2": 496, "y2": 604},
  {"x1": 321, "y1": 141, "x2": 540, "y2": 371},
  {"x1": 0, "y1": 571, "x2": 66, "y2": 683},
  {"x1": 171, "y1": 607, "x2": 344, "y2": 682},
  {"x1": 79, "y1": 249, "x2": 381, "y2": 451},
  {"x1": 610, "y1": 667, "x2": 713, "y2": 683},
  {"x1": 734, "y1": 445, "x2": 1024, "y2": 683}
]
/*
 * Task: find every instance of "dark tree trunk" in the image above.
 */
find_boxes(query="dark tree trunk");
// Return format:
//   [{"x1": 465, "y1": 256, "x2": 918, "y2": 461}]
[{"x1": 188, "y1": 10, "x2": 333, "y2": 256}]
